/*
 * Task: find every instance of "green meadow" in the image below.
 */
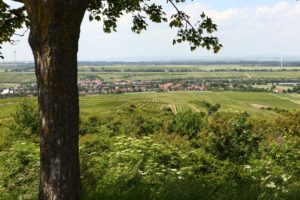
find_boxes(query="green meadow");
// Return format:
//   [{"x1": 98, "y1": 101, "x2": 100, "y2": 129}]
[
  {"x1": 0, "y1": 97, "x2": 27, "y2": 118},
  {"x1": 0, "y1": 72, "x2": 36, "y2": 83}
]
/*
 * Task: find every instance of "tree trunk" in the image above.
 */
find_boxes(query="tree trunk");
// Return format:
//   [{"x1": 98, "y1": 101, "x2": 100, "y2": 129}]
[{"x1": 24, "y1": 1, "x2": 88, "y2": 199}]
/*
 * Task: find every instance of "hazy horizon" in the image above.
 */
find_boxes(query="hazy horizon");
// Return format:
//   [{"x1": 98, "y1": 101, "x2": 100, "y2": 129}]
[{"x1": 1, "y1": 55, "x2": 300, "y2": 63}]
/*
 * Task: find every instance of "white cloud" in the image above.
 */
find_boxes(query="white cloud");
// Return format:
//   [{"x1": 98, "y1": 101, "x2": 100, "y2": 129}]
[{"x1": 175, "y1": 1, "x2": 300, "y2": 57}]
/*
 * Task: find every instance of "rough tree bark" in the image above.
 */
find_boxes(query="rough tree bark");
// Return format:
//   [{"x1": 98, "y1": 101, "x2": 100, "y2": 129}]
[{"x1": 24, "y1": 1, "x2": 88, "y2": 199}]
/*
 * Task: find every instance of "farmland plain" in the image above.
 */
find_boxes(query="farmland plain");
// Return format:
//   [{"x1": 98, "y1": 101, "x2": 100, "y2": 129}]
[
  {"x1": 0, "y1": 63, "x2": 300, "y2": 83},
  {"x1": 78, "y1": 65, "x2": 300, "y2": 72},
  {"x1": 0, "y1": 70, "x2": 299, "y2": 83}
]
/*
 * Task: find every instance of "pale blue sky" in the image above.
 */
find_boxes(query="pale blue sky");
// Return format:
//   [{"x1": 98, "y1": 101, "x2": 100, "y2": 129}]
[
  {"x1": 2, "y1": 0, "x2": 300, "y2": 61},
  {"x1": 193, "y1": 0, "x2": 289, "y2": 9}
]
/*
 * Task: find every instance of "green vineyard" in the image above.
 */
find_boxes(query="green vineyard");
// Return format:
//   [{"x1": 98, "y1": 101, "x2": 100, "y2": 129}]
[{"x1": 137, "y1": 101, "x2": 194, "y2": 114}]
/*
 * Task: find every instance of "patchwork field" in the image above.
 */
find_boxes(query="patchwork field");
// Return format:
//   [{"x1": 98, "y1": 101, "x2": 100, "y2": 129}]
[
  {"x1": 0, "y1": 70, "x2": 300, "y2": 83},
  {"x1": 79, "y1": 92, "x2": 300, "y2": 117},
  {"x1": 78, "y1": 65, "x2": 300, "y2": 71},
  {"x1": 1, "y1": 92, "x2": 299, "y2": 119}
]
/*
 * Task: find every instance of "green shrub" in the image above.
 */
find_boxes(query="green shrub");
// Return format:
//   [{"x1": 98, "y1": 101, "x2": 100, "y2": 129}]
[
  {"x1": 275, "y1": 112, "x2": 300, "y2": 136},
  {"x1": 81, "y1": 135, "x2": 258, "y2": 200},
  {"x1": 169, "y1": 111, "x2": 204, "y2": 139},
  {"x1": 9, "y1": 99, "x2": 39, "y2": 137},
  {"x1": 0, "y1": 141, "x2": 39, "y2": 199},
  {"x1": 192, "y1": 101, "x2": 221, "y2": 116},
  {"x1": 0, "y1": 119, "x2": 13, "y2": 150},
  {"x1": 0, "y1": 104, "x2": 299, "y2": 200},
  {"x1": 80, "y1": 115, "x2": 102, "y2": 135},
  {"x1": 205, "y1": 112, "x2": 261, "y2": 163}
]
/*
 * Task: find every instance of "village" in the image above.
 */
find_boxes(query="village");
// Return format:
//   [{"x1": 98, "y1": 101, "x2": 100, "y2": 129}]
[
  {"x1": 78, "y1": 79, "x2": 207, "y2": 95},
  {"x1": 0, "y1": 83, "x2": 38, "y2": 97},
  {"x1": 0, "y1": 78, "x2": 208, "y2": 97},
  {"x1": 1, "y1": 77, "x2": 298, "y2": 98}
]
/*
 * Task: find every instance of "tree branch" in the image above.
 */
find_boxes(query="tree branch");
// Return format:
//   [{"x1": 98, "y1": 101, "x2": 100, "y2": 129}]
[
  {"x1": 13, "y1": 28, "x2": 28, "y2": 37},
  {"x1": 167, "y1": 0, "x2": 222, "y2": 52},
  {"x1": 167, "y1": 0, "x2": 195, "y2": 31}
]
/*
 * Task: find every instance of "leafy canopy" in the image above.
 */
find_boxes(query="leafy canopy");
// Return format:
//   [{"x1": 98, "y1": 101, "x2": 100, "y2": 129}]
[
  {"x1": 0, "y1": 0, "x2": 222, "y2": 58},
  {"x1": 0, "y1": 0, "x2": 28, "y2": 59}
]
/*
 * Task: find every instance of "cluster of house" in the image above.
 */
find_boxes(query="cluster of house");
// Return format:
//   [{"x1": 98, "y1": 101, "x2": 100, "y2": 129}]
[
  {"x1": 78, "y1": 79, "x2": 208, "y2": 95},
  {"x1": 273, "y1": 82, "x2": 300, "y2": 93},
  {"x1": 0, "y1": 79, "x2": 209, "y2": 97},
  {"x1": 0, "y1": 84, "x2": 37, "y2": 97},
  {"x1": 78, "y1": 79, "x2": 156, "y2": 95},
  {"x1": 159, "y1": 83, "x2": 207, "y2": 92},
  {"x1": 2, "y1": 78, "x2": 298, "y2": 97},
  {"x1": 1, "y1": 89, "x2": 14, "y2": 95},
  {"x1": 273, "y1": 88, "x2": 285, "y2": 94}
]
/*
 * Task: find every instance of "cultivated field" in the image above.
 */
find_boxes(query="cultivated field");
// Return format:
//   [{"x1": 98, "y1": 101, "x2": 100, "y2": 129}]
[
  {"x1": 78, "y1": 65, "x2": 300, "y2": 72},
  {"x1": 1, "y1": 92, "x2": 299, "y2": 119},
  {"x1": 0, "y1": 72, "x2": 36, "y2": 83},
  {"x1": 79, "y1": 92, "x2": 300, "y2": 116},
  {"x1": 0, "y1": 70, "x2": 299, "y2": 83},
  {"x1": 83, "y1": 71, "x2": 300, "y2": 81}
]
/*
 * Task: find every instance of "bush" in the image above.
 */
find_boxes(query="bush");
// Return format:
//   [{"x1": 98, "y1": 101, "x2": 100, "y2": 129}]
[
  {"x1": 169, "y1": 111, "x2": 204, "y2": 139},
  {"x1": 192, "y1": 101, "x2": 221, "y2": 116},
  {"x1": 79, "y1": 115, "x2": 102, "y2": 135},
  {"x1": 0, "y1": 141, "x2": 39, "y2": 199},
  {"x1": 205, "y1": 112, "x2": 261, "y2": 163},
  {"x1": 9, "y1": 99, "x2": 39, "y2": 137},
  {"x1": 81, "y1": 135, "x2": 255, "y2": 200},
  {"x1": 0, "y1": 119, "x2": 13, "y2": 150},
  {"x1": 1, "y1": 104, "x2": 299, "y2": 200},
  {"x1": 275, "y1": 112, "x2": 300, "y2": 136}
]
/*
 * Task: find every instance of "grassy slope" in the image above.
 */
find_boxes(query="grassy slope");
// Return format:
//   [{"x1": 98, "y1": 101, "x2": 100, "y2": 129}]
[
  {"x1": 0, "y1": 92, "x2": 299, "y2": 119},
  {"x1": 80, "y1": 92, "x2": 300, "y2": 117},
  {"x1": 0, "y1": 97, "x2": 27, "y2": 118}
]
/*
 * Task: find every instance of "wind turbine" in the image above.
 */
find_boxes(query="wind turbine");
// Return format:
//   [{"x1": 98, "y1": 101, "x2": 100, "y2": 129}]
[{"x1": 13, "y1": 51, "x2": 17, "y2": 69}]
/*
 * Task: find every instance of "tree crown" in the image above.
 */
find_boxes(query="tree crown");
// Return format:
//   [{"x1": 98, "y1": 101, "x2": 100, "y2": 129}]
[{"x1": 0, "y1": 0, "x2": 222, "y2": 59}]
